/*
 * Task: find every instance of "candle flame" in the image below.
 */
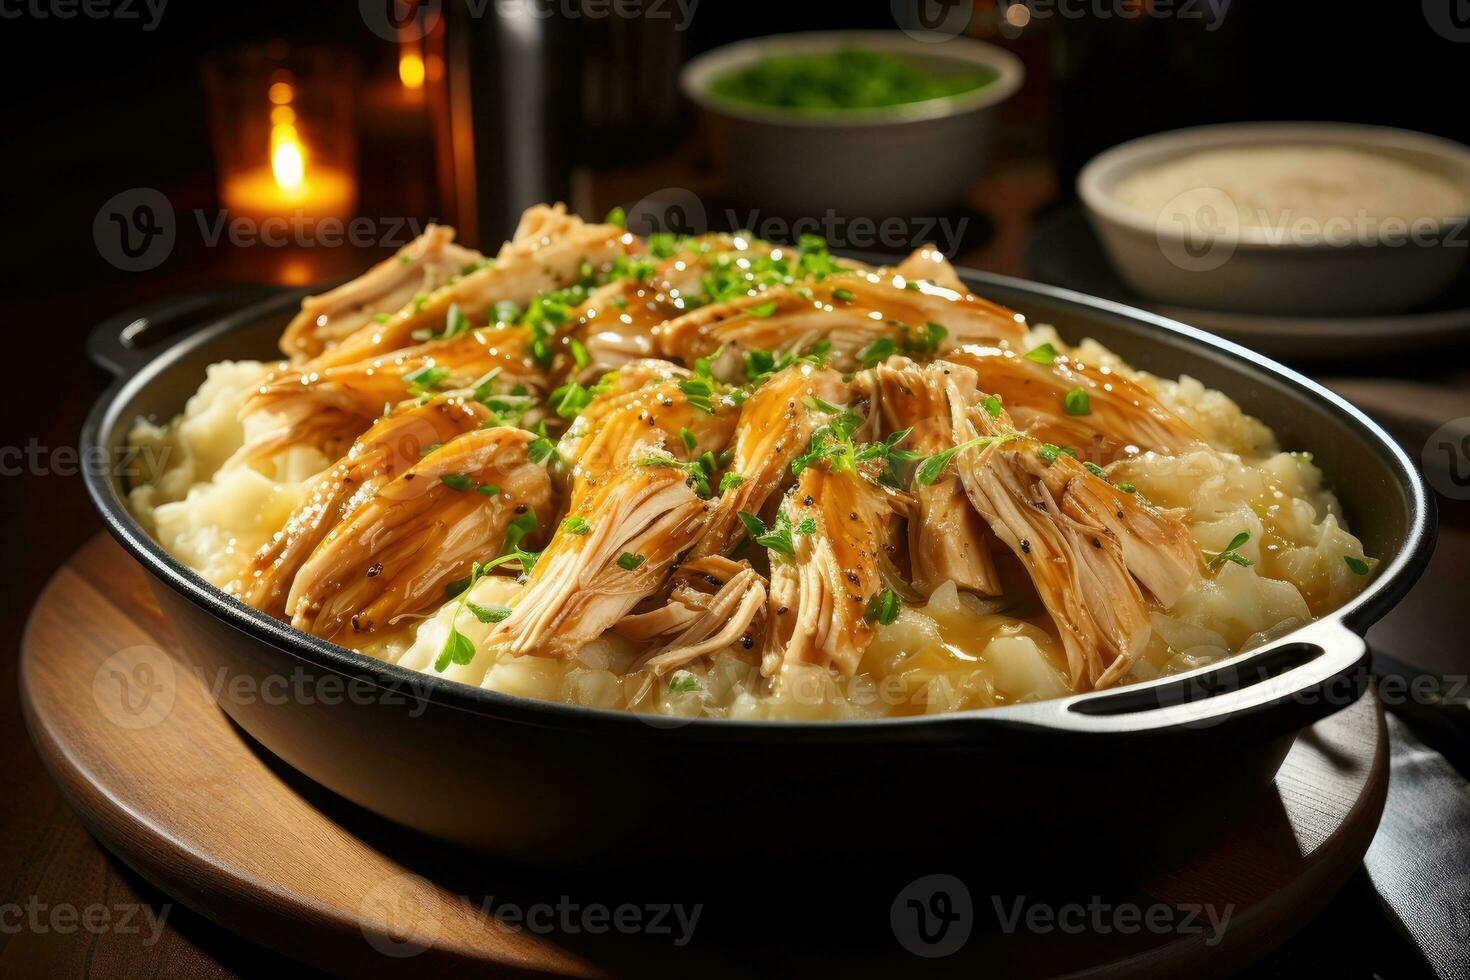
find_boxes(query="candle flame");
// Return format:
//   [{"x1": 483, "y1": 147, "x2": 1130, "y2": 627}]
[
  {"x1": 271, "y1": 124, "x2": 305, "y2": 192},
  {"x1": 399, "y1": 51, "x2": 426, "y2": 89}
]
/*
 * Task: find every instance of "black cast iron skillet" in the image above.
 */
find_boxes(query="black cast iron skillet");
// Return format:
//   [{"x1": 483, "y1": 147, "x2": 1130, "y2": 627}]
[{"x1": 80, "y1": 273, "x2": 1435, "y2": 868}]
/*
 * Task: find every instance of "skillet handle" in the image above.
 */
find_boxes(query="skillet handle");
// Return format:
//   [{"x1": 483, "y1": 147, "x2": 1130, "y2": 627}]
[
  {"x1": 87, "y1": 285, "x2": 287, "y2": 376},
  {"x1": 1059, "y1": 619, "x2": 1370, "y2": 736}
]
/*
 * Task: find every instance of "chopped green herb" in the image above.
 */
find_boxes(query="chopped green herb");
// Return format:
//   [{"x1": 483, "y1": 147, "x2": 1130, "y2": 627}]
[
  {"x1": 1024, "y1": 342, "x2": 1058, "y2": 365},
  {"x1": 549, "y1": 380, "x2": 596, "y2": 420},
  {"x1": 561, "y1": 516, "x2": 591, "y2": 535},
  {"x1": 905, "y1": 321, "x2": 947, "y2": 356},
  {"x1": 466, "y1": 602, "x2": 512, "y2": 623},
  {"x1": 914, "y1": 434, "x2": 1018, "y2": 486},
  {"x1": 1343, "y1": 555, "x2": 1370, "y2": 575},
  {"x1": 443, "y1": 303, "x2": 469, "y2": 339},
  {"x1": 528, "y1": 436, "x2": 558, "y2": 465},
  {"x1": 864, "y1": 589, "x2": 901, "y2": 626},
  {"x1": 1083, "y1": 461, "x2": 1107, "y2": 478},
  {"x1": 1116, "y1": 482, "x2": 1137, "y2": 494},
  {"x1": 569, "y1": 337, "x2": 590, "y2": 369},
  {"x1": 737, "y1": 509, "x2": 811, "y2": 557},
  {"x1": 859, "y1": 336, "x2": 897, "y2": 369},
  {"x1": 373, "y1": 312, "x2": 390, "y2": 324},
  {"x1": 680, "y1": 427, "x2": 698, "y2": 452},
  {"x1": 440, "y1": 473, "x2": 475, "y2": 492},
  {"x1": 1063, "y1": 388, "x2": 1091, "y2": 416},
  {"x1": 831, "y1": 287, "x2": 855, "y2": 302},
  {"x1": 476, "y1": 484, "x2": 501, "y2": 497},
  {"x1": 981, "y1": 395, "x2": 1003, "y2": 418},
  {"x1": 1207, "y1": 531, "x2": 1253, "y2": 570},
  {"x1": 404, "y1": 364, "x2": 450, "y2": 396},
  {"x1": 605, "y1": 206, "x2": 626, "y2": 229},
  {"x1": 748, "y1": 301, "x2": 779, "y2": 318},
  {"x1": 719, "y1": 471, "x2": 746, "y2": 494},
  {"x1": 419, "y1": 442, "x2": 442, "y2": 457},
  {"x1": 668, "y1": 674, "x2": 701, "y2": 694},
  {"x1": 616, "y1": 552, "x2": 646, "y2": 571}
]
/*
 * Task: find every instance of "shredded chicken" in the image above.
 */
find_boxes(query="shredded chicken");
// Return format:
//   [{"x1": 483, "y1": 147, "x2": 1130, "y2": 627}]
[
  {"x1": 946, "y1": 344, "x2": 1201, "y2": 462},
  {"x1": 230, "y1": 328, "x2": 543, "y2": 467},
  {"x1": 691, "y1": 364, "x2": 848, "y2": 559},
  {"x1": 951, "y1": 433, "x2": 1196, "y2": 689},
  {"x1": 303, "y1": 205, "x2": 628, "y2": 371},
  {"x1": 867, "y1": 357, "x2": 1001, "y2": 596},
  {"x1": 765, "y1": 465, "x2": 912, "y2": 678},
  {"x1": 286, "y1": 426, "x2": 553, "y2": 645},
  {"x1": 280, "y1": 225, "x2": 485, "y2": 363},
  {"x1": 489, "y1": 451, "x2": 708, "y2": 658},
  {"x1": 622, "y1": 556, "x2": 768, "y2": 674},
  {"x1": 658, "y1": 264, "x2": 1026, "y2": 379},
  {"x1": 229, "y1": 397, "x2": 490, "y2": 618}
]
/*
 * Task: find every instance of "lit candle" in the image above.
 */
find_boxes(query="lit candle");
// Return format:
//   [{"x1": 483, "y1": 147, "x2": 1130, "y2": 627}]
[{"x1": 220, "y1": 73, "x2": 357, "y2": 224}]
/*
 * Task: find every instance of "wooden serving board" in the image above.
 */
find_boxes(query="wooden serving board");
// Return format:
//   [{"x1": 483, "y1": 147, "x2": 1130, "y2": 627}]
[{"x1": 21, "y1": 535, "x2": 1388, "y2": 978}]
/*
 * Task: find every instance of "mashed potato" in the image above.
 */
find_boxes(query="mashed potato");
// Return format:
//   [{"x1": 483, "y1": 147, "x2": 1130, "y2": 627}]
[{"x1": 129, "y1": 329, "x2": 1375, "y2": 719}]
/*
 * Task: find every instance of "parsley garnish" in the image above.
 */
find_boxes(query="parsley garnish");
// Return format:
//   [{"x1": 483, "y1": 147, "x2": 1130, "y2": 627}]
[
  {"x1": 913, "y1": 434, "x2": 1018, "y2": 486},
  {"x1": 981, "y1": 395, "x2": 1003, "y2": 418},
  {"x1": 668, "y1": 674, "x2": 701, "y2": 694},
  {"x1": 440, "y1": 473, "x2": 475, "y2": 492},
  {"x1": 1064, "y1": 388, "x2": 1091, "y2": 416},
  {"x1": 1024, "y1": 342, "x2": 1058, "y2": 365},
  {"x1": 859, "y1": 336, "x2": 897, "y2": 369},
  {"x1": 616, "y1": 552, "x2": 646, "y2": 571},
  {"x1": 561, "y1": 516, "x2": 591, "y2": 535},
  {"x1": 1207, "y1": 531, "x2": 1253, "y2": 570},
  {"x1": 737, "y1": 509, "x2": 815, "y2": 557},
  {"x1": 864, "y1": 589, "x2": 901, "y2": 626},
  {"x1": 1344, "y1": 555, "x2": 1370, "y2": 575},
  {"x1": 718, "y1": 471, "x2": 746, "y2": 493}
]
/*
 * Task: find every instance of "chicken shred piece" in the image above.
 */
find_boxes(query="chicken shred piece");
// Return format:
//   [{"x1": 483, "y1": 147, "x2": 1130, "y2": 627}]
[
  {"x1": 489, "y1": 452, "x2": 708, "y2": 658},
  {"x1": 303, "y1": 205, "x2": 628, "y2": 371},
  {"x1": 230, "y1": 328, "x2": 543, "y2": 468},
  {"x1": 951, "y1": 432, "x2": 1196, "y2": 690},
  {"x1": 280, "y1": 225, "x2": 485, "y2": 363},
  {"x1": 867, "y1": 357, "x2": 1001, "y2": 596},
  {"x1": 945, "y1": 344, "x2": 1201, "y2": 463},
  {"x1": 691, "y1": 364, "x2": 848, "y2": 559},
  {"x1": 285, "y1": 426, "x2": 553, "y2": 645},
  {"x1": 765, "y1": 465, "x2": 911, "y2": 678},
  {"x1": 658, "y1": 267, "x2": 1026, "y2": 380},
  {"x1": 625, "y1": 556, "x2": 768, "y2": 674},
  {"x1": 229, "y1": 397, "x2": 490, "y2": 618}
]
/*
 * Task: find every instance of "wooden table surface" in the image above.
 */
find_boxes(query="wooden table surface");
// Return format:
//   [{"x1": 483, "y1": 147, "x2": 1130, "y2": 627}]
[{"x1": 3, "y1": 159, "x2": 1467, "y2": 978}]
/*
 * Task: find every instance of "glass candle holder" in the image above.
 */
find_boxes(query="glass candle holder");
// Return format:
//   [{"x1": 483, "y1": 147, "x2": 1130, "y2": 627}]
[{"x1": 203, "y1": 43, "x2": 359, "y2": 226}]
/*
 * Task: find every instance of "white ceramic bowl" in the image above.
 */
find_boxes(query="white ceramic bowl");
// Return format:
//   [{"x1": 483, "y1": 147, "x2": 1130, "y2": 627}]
[
  {"x1": 1078, "y1": 122, "x2": 1470, "y2": 316},
  {"x1": 680, "y1": 31, "x2": 1024, "y2": 217}
]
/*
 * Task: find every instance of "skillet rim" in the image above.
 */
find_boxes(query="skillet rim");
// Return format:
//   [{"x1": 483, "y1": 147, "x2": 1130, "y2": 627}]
[{"x1": 79, "y1": 269, "x2": 1436, "y2": 738}]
